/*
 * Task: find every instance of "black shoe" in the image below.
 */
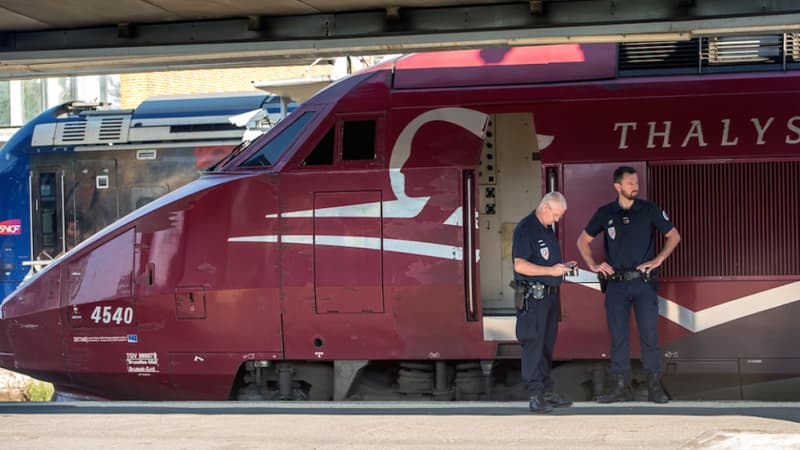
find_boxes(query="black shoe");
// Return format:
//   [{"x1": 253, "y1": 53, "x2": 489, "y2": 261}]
[
  {"x1": 596, "y1": 374, "x2": 633, "y2": 404},
  {"x1": 543, "y1": 391, "x2": 573, "y2": 408},
  {"x1": 529, "y1": 393, "x2": 554, "y2": 413},
  {"x1": 647, "y1": 373, "x2": 669, "y2": 404}
]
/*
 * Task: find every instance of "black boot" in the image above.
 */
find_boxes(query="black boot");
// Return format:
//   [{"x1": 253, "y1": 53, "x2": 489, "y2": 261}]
[
  {"x1": 529, "y1": 393, "x2": 554, "y2": 413},
  {"x1": 543, "y1": 391, "x2": 573, "y2": 408},
  {"x1": 647, "y1": 373, "x2": 669, "y2": 404},
  {"x1": 596, "y1": 374, "x2": 633, "y2": 403}
]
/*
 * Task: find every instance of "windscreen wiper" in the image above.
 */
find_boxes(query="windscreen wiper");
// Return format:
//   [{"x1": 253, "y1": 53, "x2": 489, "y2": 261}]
[{"x1": 205, "y1": 140, "x2": 252, "y2": 172}]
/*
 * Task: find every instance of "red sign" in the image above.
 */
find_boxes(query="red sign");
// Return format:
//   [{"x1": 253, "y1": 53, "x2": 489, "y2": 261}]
[{"x1": 0, "y1": 219, "x2": 21, "y2": 235}]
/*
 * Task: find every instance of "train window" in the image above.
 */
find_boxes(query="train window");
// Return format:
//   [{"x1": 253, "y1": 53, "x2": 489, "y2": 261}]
[
  {"x1": 64, "y1": 213, "x2": 88, "y2": 252},
  {"x1": 38, "y1": 172, "x2": 59, "y2": 250},
  {"x1": 302, "y1": 127, "x2": 334, "y2": 166},
  {"x1": 342, "y1": 120, "x2": 376, "y2": 161},
  {"x1": 39, "y1": 173, "x2": 55, "y2": 200},
  {"x1": 129, "y1": 185, "x2": 168, "y2": 212},
  {"x1": 240, "y1": 112, "x2": 315, "y2": 167},
  {"x1": 0, "y1": 81, "x2": 9, "y2": 125}
]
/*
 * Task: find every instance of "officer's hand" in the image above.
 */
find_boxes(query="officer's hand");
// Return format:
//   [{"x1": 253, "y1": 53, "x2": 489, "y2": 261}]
[
  {"x1": 637, "y1": 257, "x2": 664, "y2": 273},
  {"x1": 590, "y1": 262, "x2": 615, "y2": 276},
  {"x1": 552, "y1": 264, "x2": 573, "y2": 276}
]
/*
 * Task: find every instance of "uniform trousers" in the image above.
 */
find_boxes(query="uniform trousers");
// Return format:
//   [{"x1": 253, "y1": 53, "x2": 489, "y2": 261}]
[
  {"x1": 604, "y1": 278, "x2": 661, "y2": 375},
  {"x1": 515, "y1": 292, "x2": 559, "y2": 397}
]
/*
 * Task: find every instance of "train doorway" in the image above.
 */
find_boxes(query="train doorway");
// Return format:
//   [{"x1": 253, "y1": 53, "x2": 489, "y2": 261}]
[
  {"x1": 31, "y1": 166, "x2": 66, "y2": 260},
  {"x1": 478, "y1": 113, "x2": 544, "y2": 315}
]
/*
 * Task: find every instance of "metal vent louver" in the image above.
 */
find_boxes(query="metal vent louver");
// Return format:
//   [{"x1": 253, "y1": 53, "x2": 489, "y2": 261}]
[
  {"x1": 618, "y1": 39, "x2": 699, "y2": 71},
  {"x1": 98, "y1": 117, "x2": 125, "y2": 141},
  {"x1": 60, "y1": 121, "x2": 88, "y2": 142},
  {"x1": 651, "y1": 161, "x2": 800, "y2": 278},
  {"x1": 619, "y1": 33, "x2": 798, "y2": 76},
  {"x1": 788, "y1": 32, "x2": 800, "y2": 63},
  {"x1": 55, "y1": 115, "x2": 131, "y2": 146},
  {"x1": 702, "y1": 35, "x2": 782, "y2": 66}
]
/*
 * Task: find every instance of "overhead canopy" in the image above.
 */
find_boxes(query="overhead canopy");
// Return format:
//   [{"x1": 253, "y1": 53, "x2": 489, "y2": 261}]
[{"x1": 1, "y1": 0, "x2": 800, "y2": 78}]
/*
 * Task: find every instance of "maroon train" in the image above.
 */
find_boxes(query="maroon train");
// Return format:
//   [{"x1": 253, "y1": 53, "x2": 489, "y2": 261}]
[{"x1": 1, "y1": 40, "x2": 799, "y2": 401}]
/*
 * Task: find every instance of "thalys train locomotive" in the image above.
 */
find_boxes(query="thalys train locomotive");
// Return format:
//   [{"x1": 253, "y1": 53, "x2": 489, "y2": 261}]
[{"x1": 1, "y1": 38, "x2": 799, "y2": 401}]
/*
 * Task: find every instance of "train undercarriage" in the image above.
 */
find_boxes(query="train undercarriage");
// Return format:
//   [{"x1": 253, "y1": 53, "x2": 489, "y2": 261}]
[{"x1": 229, "y1": 358, "x2": 800, "y2": 402}]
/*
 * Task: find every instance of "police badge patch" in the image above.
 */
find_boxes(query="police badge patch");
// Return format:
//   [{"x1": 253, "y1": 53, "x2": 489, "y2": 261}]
[
  {"x1": 540, "y1": 247, "x2": 550, "y2": 260},
  {"x1": 608, "y1": 226, "x2": 616, "y2": 240}
]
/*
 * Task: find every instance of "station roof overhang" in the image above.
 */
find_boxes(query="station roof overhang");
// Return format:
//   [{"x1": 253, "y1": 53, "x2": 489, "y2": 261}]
[{"x1": 1, "y1": 0, "x2": 800, "y2": 79}]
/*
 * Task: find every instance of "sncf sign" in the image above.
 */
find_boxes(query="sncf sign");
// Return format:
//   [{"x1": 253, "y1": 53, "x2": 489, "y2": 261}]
[{"x1": 0, "y1": 219, "x2": 22, "y2": 235}]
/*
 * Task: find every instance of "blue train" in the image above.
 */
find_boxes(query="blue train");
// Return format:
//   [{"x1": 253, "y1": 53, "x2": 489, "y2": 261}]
[{"x1": 0, "y1": 92, "x2": 296, "y2": 298}]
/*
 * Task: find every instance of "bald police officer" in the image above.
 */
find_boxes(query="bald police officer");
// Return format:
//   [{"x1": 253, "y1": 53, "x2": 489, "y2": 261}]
[
  {"x1": 576, "y1": 166, "x2": 680, "y2": 404},
  {"x1": 512, "y1": 191, "x2": 575, "y2": 413}
]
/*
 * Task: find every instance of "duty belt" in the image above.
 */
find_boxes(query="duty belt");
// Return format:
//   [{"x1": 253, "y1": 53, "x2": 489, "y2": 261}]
[
  {"x1": 541, "y1": 285, "x2": 559, "y2": 295},
  {"x1": 522, "y1": 281, "x2": 559, "y2": 295},
  {"x1": 608, "y1": 270, "x2": 652, "y2": 282}
]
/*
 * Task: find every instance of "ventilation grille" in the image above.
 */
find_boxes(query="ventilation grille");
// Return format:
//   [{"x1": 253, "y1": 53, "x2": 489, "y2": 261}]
[
  {"x1": 650, "y1": 161, "x2": 800, "y2": 278},
  {"x1": 618, "y1": 39, "x2": 699, "y2": 72},
  {"x1": 788, "y1": 32, "x2": 800, "y2": 63},
  {"x1": 619, "y1": 33, "x2": 800, "y2": 75},
  {"x1": 702, "y1": 35, "x2": 782, "y2": 66},
  {"x1": 98, "y1": 117, "x2": 125, "y2": 141},
  {"x1": 60, "y1": 121, "x2": 88, "y2": 142},
  {"x1": 55, "y1": 116, "x2": 131, "y2": 145}
]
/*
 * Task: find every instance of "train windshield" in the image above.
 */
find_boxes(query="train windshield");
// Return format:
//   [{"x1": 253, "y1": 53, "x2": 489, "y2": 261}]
[
  {"x1": 205, "y1": 140, "x2": 252, "y2": 172},
  {"x1": 239, "y1": 111, "x2": 315, "y2": 167}
]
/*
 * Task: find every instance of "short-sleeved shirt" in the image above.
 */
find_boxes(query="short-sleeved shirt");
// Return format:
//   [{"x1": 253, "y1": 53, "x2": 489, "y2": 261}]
[
  {"x1": 584, "y1": 199, "x2": 674, "y2": 271},
  {"x1": 512, "y1": 211, "x2": 563, "y2": 286}
]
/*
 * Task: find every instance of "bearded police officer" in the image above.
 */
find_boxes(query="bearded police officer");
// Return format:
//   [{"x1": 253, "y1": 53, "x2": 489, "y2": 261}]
[
  {"x1": 512, "y1": 191, "x2": 575, "y2": 413},
  {"x1": 576, "y1": 166, "x2": 680, "y2": 404}
]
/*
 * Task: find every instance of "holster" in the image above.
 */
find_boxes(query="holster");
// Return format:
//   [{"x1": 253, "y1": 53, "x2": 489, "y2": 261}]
[
  {"x1": 645, "y1": 276, "x2": 659, "y2": 291},
  {"x1": 509, "y1": 280, "x2": 526, "y2": 311},
  {"x1": 598, "y1": 274, "x2": 608, "y2": 293}
]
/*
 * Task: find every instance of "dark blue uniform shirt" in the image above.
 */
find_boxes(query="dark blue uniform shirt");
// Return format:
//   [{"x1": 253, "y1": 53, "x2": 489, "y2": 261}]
[
  {"x1": 512, "y1": 211, "x2": 562, "y2": 286},
  {"x1": 585, "y1": 199, "x2": 674, "y2": 271}
]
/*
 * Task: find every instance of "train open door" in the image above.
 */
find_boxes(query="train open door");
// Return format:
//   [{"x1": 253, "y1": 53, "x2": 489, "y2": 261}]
[{"x1": 478, "y1": 113, "x2": 543, "y2": 317}]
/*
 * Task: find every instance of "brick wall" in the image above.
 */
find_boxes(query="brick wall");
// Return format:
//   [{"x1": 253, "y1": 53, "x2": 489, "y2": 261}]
[{"x1": 120, "y1": 65, "x2": 334, "y2": 109}]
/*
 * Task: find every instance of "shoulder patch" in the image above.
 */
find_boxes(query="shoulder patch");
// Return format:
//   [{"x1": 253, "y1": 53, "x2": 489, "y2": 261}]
[{"x1": 663, "y1": 210, "x2": 669, "y2": 221}]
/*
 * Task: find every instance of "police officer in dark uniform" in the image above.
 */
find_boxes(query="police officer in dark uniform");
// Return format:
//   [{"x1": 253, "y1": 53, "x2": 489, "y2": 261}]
[
  {"x1": 512, "y1": 191, "x2": 575, "y2": 413},
  {"x1": 576, "y1": 166, "x2": 680, "y2": 404}
]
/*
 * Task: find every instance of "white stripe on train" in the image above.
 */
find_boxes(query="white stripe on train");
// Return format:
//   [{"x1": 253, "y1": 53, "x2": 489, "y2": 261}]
[
  {"x1": 483, "y1": 280, "x2": 800, "y2": 340},
  {"x1": 229, "y1": 233, "x2": 800, "y2": 336},
  {"x1": 229, "y1": 234, "x2": 466, "y2": 261}
]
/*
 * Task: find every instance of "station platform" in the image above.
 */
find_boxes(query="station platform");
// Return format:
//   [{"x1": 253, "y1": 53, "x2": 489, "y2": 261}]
[{"x1": 1, "y1": 401, "x2": 798, "y2": 449}]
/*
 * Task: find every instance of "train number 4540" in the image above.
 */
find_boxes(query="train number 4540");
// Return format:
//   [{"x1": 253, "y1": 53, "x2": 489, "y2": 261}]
[{"x1": 90, "y1": 306, "x2": 134, "y2": 325}]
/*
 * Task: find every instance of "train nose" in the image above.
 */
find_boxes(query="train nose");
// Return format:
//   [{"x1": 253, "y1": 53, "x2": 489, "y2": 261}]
[
  {"x1": 0, "y1": 312, "x2": 15, "y2": 370},
  {"x1": 0, "y1": 267, "x2": 65, "y2": 379}
]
